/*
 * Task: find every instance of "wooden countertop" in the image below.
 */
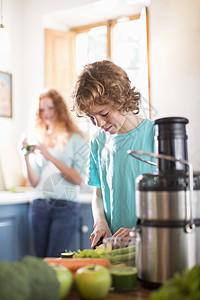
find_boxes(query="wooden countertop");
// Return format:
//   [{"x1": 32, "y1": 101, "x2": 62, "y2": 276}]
[{"x1": 67, "y1": 281, "x2": 153, "y2": 299}]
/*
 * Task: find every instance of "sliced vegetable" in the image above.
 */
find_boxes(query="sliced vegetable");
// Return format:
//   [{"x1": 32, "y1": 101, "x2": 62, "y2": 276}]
[
  {"x1": 44, "y1": 258, "x2": 111, "y2": 273},
  {"x1": 61, "y1": 252, "x2": 75, "y2": 258},
  {"x1": 95, "y1": 243, "x2": 105, "y2": 252},
  {"x1": 73, "y1": 249, "x2": 104, "y2": 258}
]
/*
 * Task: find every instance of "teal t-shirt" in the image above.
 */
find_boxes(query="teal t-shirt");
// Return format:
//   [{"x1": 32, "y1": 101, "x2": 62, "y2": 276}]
[{"x1": 86, "y1": 119, "x2": 156, "y2": 234}]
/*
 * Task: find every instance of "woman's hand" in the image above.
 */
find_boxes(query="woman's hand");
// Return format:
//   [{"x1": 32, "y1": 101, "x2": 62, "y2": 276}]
[
  {"x1": 34, "y1": 143, "x2": 52, "y2": 160},
  {"x1": 90, "y1": 220, "x2": 111, "y2": 249},
  {"x1": 21, "y1": 138, "x2": 37, "y2": 156},
  {"x1": 35, "y1": 143, "x2": 83, "y2": 185},
  {"x1": 22, "y1": 138, "x2": 28, "y2": 149},
  {"x1": 20, "y1": 138, "x2": 39, "y2": 187},
  {"x1": 112, "y1": 227, "x2": 135, "y2": 238},
  {"x1": 21, "y1": 138, "x2": 36, "y2": 156}
]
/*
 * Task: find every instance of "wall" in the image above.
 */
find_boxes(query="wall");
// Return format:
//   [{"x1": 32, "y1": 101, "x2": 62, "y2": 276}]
[
  {"x1": 0, "y1": 0, "x2": 94, "y2": 189},
  {"x1": 149, "y1": 0, "x2": 200, "y2": 169},
  {"x1": 0, "y1": 0, "x2": 200, "y2": 171},
  {"x1": 0, "y1": 0, "x2": 23, "y2": 145},
  {"x1": 0, "y1": 0, "x2": 94, "y2": 147}
]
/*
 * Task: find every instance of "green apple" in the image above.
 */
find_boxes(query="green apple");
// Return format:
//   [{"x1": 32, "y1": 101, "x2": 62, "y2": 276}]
[
  {"x1": 75, "y1": 264, "x2": 111, "y2": 299},
  {"x1": 50, "y1": 264, "x2": 73, "y2": 299}
]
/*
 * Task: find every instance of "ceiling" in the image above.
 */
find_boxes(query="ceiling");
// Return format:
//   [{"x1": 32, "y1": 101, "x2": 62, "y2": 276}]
[{"x1": 43, "y1": 0, "x2": 150, "y2": 29}]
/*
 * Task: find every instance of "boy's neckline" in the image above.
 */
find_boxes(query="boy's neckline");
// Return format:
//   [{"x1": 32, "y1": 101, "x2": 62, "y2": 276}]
[
  {"x1": 117, "y1": 115, "x2": 145, "y2": 135},
  {"x1": 128, "y1": 115, "x2": 144, "y2": 130},
  {"x1": 105, "y1": 118, "x2": 147, "y2": 138}
]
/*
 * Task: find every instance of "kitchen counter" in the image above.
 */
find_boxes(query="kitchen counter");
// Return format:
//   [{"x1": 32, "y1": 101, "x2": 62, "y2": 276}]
[
  {"x1": 0, "y1": 188, "x2": 34, "y2": 205},
  {"x1": 0, "y1": 189, "x2": 93, "y2": 205},
  {"x1": 66, "y1": 281, "x2": 153, "y2": 299}
]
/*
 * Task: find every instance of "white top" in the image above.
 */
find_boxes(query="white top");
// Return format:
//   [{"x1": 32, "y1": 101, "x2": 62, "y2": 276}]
[{"x1": 31, "y1": 134, "x2": 89, "y2": 202}]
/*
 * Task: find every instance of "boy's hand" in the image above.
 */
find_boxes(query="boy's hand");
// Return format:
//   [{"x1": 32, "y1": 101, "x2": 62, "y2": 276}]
[
  {"x1": 112, "y1": 227, "x2": 135, "y2": 238},
  {"x1": 90, "y1": 220, "x2": 111, "y2": 249}
]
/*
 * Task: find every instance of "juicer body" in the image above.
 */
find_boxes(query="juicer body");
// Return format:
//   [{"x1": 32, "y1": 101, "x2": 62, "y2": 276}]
[{"x1": 135, "y1": 189, "x2": 200, "y2": 283}]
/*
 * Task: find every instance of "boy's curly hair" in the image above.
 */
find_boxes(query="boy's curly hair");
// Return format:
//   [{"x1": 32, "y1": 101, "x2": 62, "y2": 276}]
[{"x1": 72, "y1": 60, "x2": 141, "y2": 116}]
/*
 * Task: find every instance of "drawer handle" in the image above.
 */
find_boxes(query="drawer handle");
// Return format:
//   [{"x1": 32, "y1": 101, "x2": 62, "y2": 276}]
[
  {"x1": 0, "y1": 221, "x2": 11, "y2": 227},
  {"x1": 81, "y1": 225, "x2": 89, "y2": 233}
]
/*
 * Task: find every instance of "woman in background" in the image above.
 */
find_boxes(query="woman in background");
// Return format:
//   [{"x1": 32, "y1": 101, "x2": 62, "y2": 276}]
[{"x1": 22, "y1": 89, "x2": 89, "y2": 257}]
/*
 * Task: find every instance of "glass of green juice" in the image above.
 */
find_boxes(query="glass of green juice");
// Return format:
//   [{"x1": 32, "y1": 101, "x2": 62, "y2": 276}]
[{"x1": 103, "y1": 236, "x2": 138, "y2": 291}]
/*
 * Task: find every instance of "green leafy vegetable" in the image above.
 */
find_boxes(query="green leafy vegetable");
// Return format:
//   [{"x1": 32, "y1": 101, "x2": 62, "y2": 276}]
[
  {"x1": 64, "y1": 244, "x2": 135, "y2": 265},
  {"x1": 0, "y1": 261, "x2": 31, "y2": 299},
  {"x1": 0, "y1": 255, "x2": 60, "y2": 300},
  {"x1": 20, "y1": 255, "x2": 60, "y2": 300},
  {"x1": 8, "y1": 187, "x2": 25, "y2": 193},
  {"x1": 150, "y1": 266, "x2": 200, "y2": 300},
  {"x1": 71, "y1": 249, "x2": 106, "y2": 258}
]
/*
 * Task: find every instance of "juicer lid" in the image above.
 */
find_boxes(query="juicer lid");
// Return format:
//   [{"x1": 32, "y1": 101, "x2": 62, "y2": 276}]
[{"x1": 154, "y1": 117, "x2": 189, "y2": 125}]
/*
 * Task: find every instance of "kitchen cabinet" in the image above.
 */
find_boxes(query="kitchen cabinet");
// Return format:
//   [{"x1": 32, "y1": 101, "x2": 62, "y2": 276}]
[
  {"x1": 0, "y1": 203, "x2": 29, "y2": 261},
  {"x1": 0, "y1": 191, "x2": 93, "y2": 261},
  {"x1": 66, "y1": 202, "x2": 94, "y2": 252}
]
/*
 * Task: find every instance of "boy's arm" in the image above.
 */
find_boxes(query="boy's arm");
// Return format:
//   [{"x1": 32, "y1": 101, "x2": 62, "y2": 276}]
[{"x1": 90, "y1": 187, "x2": 111, "y2": 248}]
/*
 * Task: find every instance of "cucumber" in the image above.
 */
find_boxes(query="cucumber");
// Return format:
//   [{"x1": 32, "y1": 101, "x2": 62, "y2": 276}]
[
  {"x1": 108, "y1": 252, "x2": 135, "y2": 264},
  {"x1": 107, "y1": 244, "x2": 135, "y2": 256},
  {"x1": 61, "y1": 252, "x2": 75, "y2": 258}
]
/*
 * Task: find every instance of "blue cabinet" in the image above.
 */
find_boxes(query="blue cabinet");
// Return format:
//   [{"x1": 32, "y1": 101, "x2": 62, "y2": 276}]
[
  {"x1": 67, "y1": 203, "x2": 94, "y2": 252},
  {"x1": 0, "y1": 201, "x2": 93, "y2": 261},
  {"x1": 0, "y1": 203, "x2": 29, "y2": 262},
  {"x1": 80, "y1": 203, "x2": 94, "y2": 250}
]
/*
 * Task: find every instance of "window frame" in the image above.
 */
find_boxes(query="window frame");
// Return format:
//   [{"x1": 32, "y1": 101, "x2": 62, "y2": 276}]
[
  {"x1": 45, "y1": 8, "x2": 151, "y2": 118},
  {"x1": 70, "y1": 8, "x2": 151, "y2": 118}
]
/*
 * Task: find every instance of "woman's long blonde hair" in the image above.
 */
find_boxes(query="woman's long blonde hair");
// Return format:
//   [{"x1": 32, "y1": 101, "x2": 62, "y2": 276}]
[{"x1": 35, "y1": 89, "x2": 83, "y2": 149}]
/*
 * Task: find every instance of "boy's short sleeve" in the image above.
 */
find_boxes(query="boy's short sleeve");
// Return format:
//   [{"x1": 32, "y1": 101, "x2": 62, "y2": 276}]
[{"x1": 86, "y1": 141, "x2": 101, "y2": 187}]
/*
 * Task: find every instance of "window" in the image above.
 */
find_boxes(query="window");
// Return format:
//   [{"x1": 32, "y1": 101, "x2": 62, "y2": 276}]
[
  {"x1": 113, "y1": 10, "x2": 149, "y2": 118},
  {"x1": 73, "y1": 8, "x2": 149, "y2": 120},
  {"x1": 76, "y1": 26, "x2": 107, "y2": 75},
  {"x1": 45, "y1": 8, "x2": 150, "y2": 135}
]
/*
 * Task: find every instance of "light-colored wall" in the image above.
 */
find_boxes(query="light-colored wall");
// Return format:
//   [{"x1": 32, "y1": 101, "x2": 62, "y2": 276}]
[
  {"x1": 0, "y1": 0, "x2": 199, "y2": 170},
  {"x1": 149, "y1": 0, "x2": 200, "y2": 169},
  {"x1": 0, "y1": 0, "x2": 93, "y2": 146},
  {"x1": 0, "y1": 0, "x2": 23, "y2": 145}
]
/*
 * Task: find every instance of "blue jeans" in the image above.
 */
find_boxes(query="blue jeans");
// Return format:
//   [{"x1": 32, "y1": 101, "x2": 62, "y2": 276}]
[{"x1": 29, "y1": 199, "x2": 81, "y2": 258}]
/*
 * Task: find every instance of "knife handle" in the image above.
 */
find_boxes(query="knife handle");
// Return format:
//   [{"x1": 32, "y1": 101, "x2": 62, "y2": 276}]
[{"x1": 94, "y1": 237, "x2": 103, "y2": 249}]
